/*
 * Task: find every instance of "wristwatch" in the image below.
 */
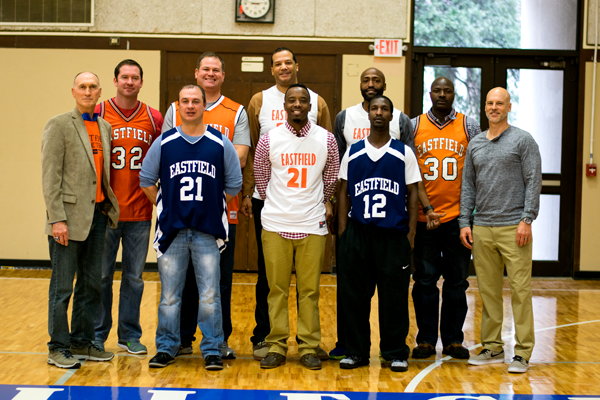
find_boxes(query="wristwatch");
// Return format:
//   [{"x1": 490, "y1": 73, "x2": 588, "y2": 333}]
[
  {"x1": 521, "y1": 217, "x2": 532, "y2": 225},
  {"x1": 423, "y1": 205, "x2": 434, "y2": 213}
]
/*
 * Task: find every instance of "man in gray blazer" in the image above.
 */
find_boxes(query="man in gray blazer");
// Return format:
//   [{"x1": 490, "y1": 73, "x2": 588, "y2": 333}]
[{"x1": 42, "y1": 72, "x2": 120, "y2": 369}]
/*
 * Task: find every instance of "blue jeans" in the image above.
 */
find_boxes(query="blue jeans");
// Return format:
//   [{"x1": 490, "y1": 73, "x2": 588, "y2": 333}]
[
  {"x1": 48, "y1": 210, "x2": 107, "y2": 351},
  {"x1": 180, "y1": 224, "x2": 236, "y2": 345},
  {"x1": 95, "y1": 220, "x2": 151, "y2": 343},
  {"x1": 155, "y1": 228, "x2": 223, "y2": 358},
  {"x1": 411, "y1": 218, "x2": 471, "y2": 346}
]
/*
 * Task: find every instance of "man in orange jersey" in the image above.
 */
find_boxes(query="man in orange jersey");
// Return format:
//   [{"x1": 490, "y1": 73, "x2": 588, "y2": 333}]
[
  {"x1": 239, "y1": 47, "x2": 332, "y2": 361},
  {"x1": 162, "y1": 51, "x2": 251, "y2": 359},
  {"x1": 94, "y1": 60, "x2": 164, "y2": 355},
  {"x1": 43, "y1": 72, "x2": 119, "y2": 369},
  {"x1": 410, "y1": 77, "x2": 481, "y2": 360}
]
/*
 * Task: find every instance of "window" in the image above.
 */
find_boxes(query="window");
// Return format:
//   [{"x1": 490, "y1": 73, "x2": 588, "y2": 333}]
[{"x1": 0, "y1": 0, "x2": 93, "y2": 25}]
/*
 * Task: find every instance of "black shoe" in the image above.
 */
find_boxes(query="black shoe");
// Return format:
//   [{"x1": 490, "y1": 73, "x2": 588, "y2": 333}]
[
  {"x1": 442, "y1": 343, "x2": 470, "y2": 359},
  {"x1": 149, "y1": 352, "x2": 175, "y2": 368},
  {"x1": 205, "y1": 355, "x2": 224, "y2": 370},
  {"x1": 339, "y1": 355, "x2": 369, "y2": 369},
  {"x1": 412, "y1": 343, "x2": 436, "y2": 358}
]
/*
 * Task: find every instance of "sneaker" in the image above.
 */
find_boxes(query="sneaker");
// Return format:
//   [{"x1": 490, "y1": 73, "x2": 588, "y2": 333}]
[
  {"x1": 260, "y1": 352, "x2": 286, "y2": 369},
  {"x1": 508, "y1": 355, "x2": 529, "y2": 373},
  {"x1": 339, "y1": 355, "x2": 369, "y2": 369},
  {"x1": 205, "y1": 355, "x2": 224, "y2": 370},
  {"x1": 316, "y1": 345, "x2": 329, "y2": 361},
  {"x1": 390, "y1": 359, "x2": 409, "y2": 372},
  {"x1": 329, "y1": 346, "x2": 346, "y2": 360},
  {"x1": 468, "y1": 349, "x2": 505, "y2": 365},
  {"x1": 47, "y1": 349, "x2": 81, "y2": 369},
  {"x1": 94, "y1": 340, "x2": 105, "y2": 352},
  {"x1": 219, "y1": 342, "x2": 236, "y2": 359},
  {"x1": 149, "y1": 352, "x2": 175, "y2": 368},
  {"x1": 300, "y1": 353, "x2": 322, "y2": 370},
  {"x1": 178, "y1": 344, "x2": 193, "y2": 355},
  {"x1": 253, "y1": 341, "x2": 270, "y2": 361},
  {"x1": 442, "y1": 343, "x2": 470, "y2": 359},
  {"x1": 71, "y1": 343, "x2": 114, "y2": 361},
  {"x1": 117, "y1": 340, "x2": 148, "y2": 355},
  {"x1": 412, "y1": 343, "x2": 436, "y2": 359}
]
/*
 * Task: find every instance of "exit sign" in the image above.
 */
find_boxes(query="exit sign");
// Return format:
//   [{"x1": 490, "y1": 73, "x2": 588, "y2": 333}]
[{"x1": 374, "y1": 38, "x2": 403, "y2": 57}]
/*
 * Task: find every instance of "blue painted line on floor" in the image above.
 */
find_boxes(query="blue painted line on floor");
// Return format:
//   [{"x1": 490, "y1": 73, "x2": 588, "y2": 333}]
[{"x1": 2, "y1": 386, "x2": 600, "y2": 400}]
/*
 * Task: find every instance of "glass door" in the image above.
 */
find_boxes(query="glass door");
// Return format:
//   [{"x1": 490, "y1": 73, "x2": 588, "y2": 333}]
[{"x1": 411, "y1": 53, "x2": 578, "y2": 276}]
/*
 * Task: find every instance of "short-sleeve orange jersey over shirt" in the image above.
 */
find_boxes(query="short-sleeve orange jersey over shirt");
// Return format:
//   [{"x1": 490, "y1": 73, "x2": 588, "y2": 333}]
[
  {"x1": 98, "y1": 99, "x2": 160, "y2": 221},
  {"x1": 413, "y1": 112, "x2": 470, "y2": 223},
  {"x1": 171, "y1": 96, "x2": 243, "y2": 224}
]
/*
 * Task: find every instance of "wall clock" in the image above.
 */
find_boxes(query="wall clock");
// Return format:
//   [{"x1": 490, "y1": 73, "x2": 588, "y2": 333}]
[{"x1": 235, "y1": 0, "x2": 275, "y2": 23}]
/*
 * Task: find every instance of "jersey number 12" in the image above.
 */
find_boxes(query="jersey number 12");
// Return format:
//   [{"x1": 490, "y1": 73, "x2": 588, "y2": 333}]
[{"x1": 363, "y1": 194, "x2": 386, "y2": 218}]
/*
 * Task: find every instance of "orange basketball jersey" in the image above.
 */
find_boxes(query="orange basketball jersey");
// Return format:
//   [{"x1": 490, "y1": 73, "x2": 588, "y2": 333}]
[
  {"x1": 99, "y1": 99, "x2": 160, "y2": 221},
  {"x1": 170, "y1": 95, "x2": 244, "y2": 224},
  {"x1": 413, "y1": 112, "x2": 470, "y2": 223}
]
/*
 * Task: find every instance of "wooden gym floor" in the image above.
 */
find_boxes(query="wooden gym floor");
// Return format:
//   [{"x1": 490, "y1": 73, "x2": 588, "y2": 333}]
[{"x1": 1, "y1": 268, "x2": 599, "y2": 397}]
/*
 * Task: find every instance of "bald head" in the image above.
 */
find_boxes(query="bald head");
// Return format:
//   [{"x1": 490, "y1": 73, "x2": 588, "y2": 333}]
[
  {"x1": 486, "y1": 87, "x2": 511, "y2": 103},
  {"x1": 73, "y1": 71, "x2": 100, "y2": 87},
  {"x1": 485, "y1": 87, "x2": 512, "y2": 125},
  {"x1": 360, "y1": 68, "x2": 386, "y2": 104},
  {"x1": 431, "y1": 77, "x2": 454, "y2": 91}
]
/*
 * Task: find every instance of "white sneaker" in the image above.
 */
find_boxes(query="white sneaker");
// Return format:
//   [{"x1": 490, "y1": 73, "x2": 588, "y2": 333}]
[
  {"x1": 468, "y1": 349, "x2": 504, "y2": 365},
  {"x1": 390, "y1": 359, "x2": 408, "y2": 372},
  {"x1": 508, "y1": 356, "x2": 529, "y2": 373}
]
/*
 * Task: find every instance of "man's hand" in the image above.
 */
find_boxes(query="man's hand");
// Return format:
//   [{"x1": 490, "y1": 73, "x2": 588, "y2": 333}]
[
  {"x1": 516, "y1": 221, "x2": 532, "y2": 247},
  {"x1": 240, "y1": 197, "x2": 253, "y2": 218},
  {"x1": 460, "y1": 227, "x2": 473, "y2": 249},
  {"x1": 325, "y1": 201, "x2": 333, "y2": 225},
  {"x1": 407, "y1": 229, "x2": 416, "y2": 250},
  {"x1": 52, "y1": 221, "x2": 69, "y2": 246},
  {"x1": 426, "y1": 210, "x2": 446, "y2": 230}
]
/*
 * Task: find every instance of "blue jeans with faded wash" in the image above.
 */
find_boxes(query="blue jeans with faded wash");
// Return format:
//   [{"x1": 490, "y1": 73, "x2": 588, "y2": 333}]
[
  {"x1": 155, "y1": 228, "x2": 223, "y2": 358},
  {"x1": 95, "y1": 220, "x2": 151, "y2": 343}
]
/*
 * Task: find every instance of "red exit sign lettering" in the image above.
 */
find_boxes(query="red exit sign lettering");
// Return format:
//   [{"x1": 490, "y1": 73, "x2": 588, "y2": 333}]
[{"x1": 374, "y1": 39, "x2": 403, "y2": 57}]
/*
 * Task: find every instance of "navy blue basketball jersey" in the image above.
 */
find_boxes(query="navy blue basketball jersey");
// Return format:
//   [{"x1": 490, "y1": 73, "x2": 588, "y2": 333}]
[
  {"x1": 155, "y1": 126, "x2": 228, "y2": 256},
  {"x1": 346, "y1": 138, "x2": 409, "y2": 233}
]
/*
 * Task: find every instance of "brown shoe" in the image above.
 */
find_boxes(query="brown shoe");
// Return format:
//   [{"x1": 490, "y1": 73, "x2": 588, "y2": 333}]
[
  {"x1": 412, "y1": 343, "x2": 436, "y2": 359},
  {"x1": 260, "y1": 352, "x2": 286, "y2": 369},
  {"x1": 442, "y1": 343, "x2": 470, "y2": 359},
  {"x1": 300, "y1": 353, "x2": 322, "y2": 370},
  {"x1": 316, "y1": 345, "x2": 329, "y2": 361}
]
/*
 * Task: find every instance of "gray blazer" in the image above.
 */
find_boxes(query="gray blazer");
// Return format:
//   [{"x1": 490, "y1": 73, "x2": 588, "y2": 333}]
[{"x1": 42, "y1": 107, "x2": 119, "y2": 241}]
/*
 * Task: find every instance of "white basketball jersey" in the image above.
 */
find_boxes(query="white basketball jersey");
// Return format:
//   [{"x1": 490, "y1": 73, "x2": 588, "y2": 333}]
[
  {"x1": 254, "y1": 85, "x2": 320, "y2": 199},
  {"x1": 261, "y1": 124, "x2": 329, "y2": 236},
  {"x1": 342, "y1": 103, "x2": 402, "y2": 147}
]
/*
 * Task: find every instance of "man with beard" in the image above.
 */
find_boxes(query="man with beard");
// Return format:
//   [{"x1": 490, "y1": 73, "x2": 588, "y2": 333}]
[{"x1": 410, "y1": 77, "x2": 481, "y2": 360}]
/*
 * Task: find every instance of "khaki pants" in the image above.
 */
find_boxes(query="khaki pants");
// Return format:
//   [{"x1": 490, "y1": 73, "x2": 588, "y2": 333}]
[
  {"x1": 261, "y1": 230, "x2": 326, "y2": 357},
  {"x1": 472, "y1": 224, "x2": 535, "y2": 360}
]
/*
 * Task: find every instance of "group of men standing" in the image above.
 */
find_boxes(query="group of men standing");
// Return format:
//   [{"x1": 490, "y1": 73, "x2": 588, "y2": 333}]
[{"x1": 41, "y1": 46, "x2": 541, "y2": 374}]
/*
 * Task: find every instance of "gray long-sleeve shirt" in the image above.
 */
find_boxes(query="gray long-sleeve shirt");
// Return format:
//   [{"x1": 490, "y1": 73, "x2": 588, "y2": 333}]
[{"x1": 458, "y1": 125, "x2": 542, "y2": 229}]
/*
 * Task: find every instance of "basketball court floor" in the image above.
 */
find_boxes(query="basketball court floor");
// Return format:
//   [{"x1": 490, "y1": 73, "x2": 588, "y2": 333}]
[{"x1": 1, "y1": 268, "x2": 599, "y2": 400}]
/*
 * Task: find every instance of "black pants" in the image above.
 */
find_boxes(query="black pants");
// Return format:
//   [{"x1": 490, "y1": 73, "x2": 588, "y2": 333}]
[
  {"x1": 250, "y1": 198, "x2": 271, "y2": 345},
  {"x1": 180, "y1": 224, "x2": 237, "y2": 345},
  {"x1": 338, "y1": 219, "x2": 411, "y2": 360}
]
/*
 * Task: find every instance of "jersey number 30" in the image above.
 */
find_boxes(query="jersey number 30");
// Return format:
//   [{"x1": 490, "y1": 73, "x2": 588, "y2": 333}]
[
  {"x1": 363, "y1": 194, "x2": 386, "y2": 218},
  {"x1": 423, "y1": 157, "x2": 458, "y2": 181}
]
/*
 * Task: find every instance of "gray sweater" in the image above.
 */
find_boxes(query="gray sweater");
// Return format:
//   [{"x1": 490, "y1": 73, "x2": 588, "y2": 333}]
[{"x1": 458, "y1": 125, "x2": 542, "y2": 229}]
